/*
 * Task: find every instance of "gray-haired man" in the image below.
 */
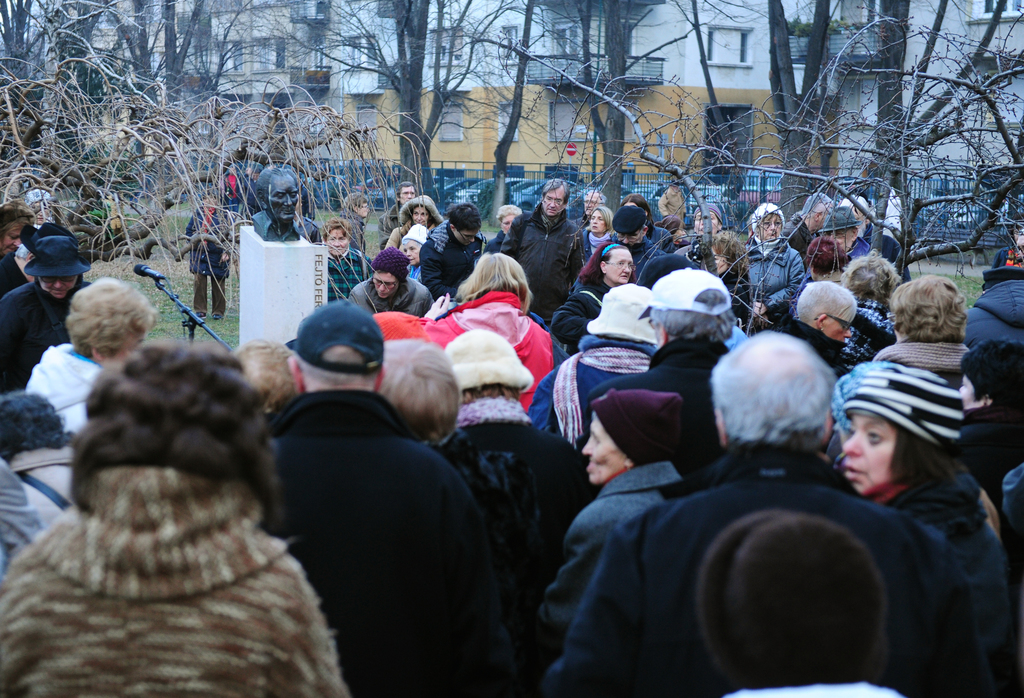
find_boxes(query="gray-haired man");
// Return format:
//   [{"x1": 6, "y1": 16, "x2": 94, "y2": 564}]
[{"x1": 500, "y1": 178, "x2": 585, "y2": 323}]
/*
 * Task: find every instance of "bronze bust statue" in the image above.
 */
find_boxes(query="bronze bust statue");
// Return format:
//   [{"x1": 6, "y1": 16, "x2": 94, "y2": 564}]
[{"x1": 252, "y1": 167, "x2": 319, "y2": 242}]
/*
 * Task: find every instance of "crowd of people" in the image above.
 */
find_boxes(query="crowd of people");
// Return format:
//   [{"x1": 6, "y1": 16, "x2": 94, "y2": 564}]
[{"x1": 0, "y1": 176, "x2": 1022, "y2": 698}]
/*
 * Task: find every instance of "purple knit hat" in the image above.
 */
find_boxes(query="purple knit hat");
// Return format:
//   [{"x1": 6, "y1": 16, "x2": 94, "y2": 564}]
[
  {"x1": 591, "y1": 388, "x2": 682, "y2": 466},
  {"x1": 372, "y1": 247, "x2": 411, "y2": 281}
]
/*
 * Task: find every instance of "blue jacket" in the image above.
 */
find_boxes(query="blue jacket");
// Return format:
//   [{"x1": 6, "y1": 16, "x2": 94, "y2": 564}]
[
  {"x1": 418, "y1": 221, "x2": 485, "y2": 300},
  {"x1": 613, "y1": 235, "x2": 664, "y2": 281},
  {"x1": 544, "y1": 448, "x2": 995, "y2": 698},
  {"x1": 529, "y1": 336, "x2": 657, "y2": 433},
  {"x1": 185, "y1": 209, "x2": 230, "y2": 279}
]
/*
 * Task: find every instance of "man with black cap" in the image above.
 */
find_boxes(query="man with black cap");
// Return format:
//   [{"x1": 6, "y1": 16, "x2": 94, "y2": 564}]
[
  {"x1": 0, "y1": 227, "x2": 90, "y2": 391},
  {"x1": 611, "y1": 206, "x2": 664, "y2": 280},
  {"x1": 271, "y1": 301, "x2": 515, "y2": 698}
]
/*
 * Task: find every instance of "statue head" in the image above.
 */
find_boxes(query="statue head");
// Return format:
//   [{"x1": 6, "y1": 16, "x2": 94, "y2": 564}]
[{"x1": 256, "y1": 167, "x2": 300, "y2": 225}]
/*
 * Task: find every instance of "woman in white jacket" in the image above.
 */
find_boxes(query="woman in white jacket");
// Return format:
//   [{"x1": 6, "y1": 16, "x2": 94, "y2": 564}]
[{"x1": 26, "y1": 278, "x2": 158, "y2": 432}]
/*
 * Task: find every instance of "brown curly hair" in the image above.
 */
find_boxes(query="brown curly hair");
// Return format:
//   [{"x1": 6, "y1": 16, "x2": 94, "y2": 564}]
[
  {"x1": 72, "y1": 341, "x2": 281, "y2": 525},
  {"x1": 889, "y1": 275, "x2": 966, "y2": 343}
]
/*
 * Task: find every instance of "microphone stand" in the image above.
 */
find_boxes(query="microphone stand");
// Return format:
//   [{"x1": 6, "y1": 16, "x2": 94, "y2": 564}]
[{"x1": 148, "y1": 277, "x2": 232, "y2": 351}]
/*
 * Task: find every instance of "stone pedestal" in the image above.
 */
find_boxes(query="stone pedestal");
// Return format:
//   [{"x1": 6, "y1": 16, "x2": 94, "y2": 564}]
[{"x1": 239, "y1": 225, "x2": 328, "y2": 345}]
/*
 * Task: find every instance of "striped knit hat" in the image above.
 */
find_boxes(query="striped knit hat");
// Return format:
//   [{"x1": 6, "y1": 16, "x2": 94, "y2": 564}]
[{"x1": 844, "y1": 365, "x2": 963, "y2": 452}]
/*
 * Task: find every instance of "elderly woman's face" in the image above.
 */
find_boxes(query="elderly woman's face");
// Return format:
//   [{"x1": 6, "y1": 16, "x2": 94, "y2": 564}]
[
  {"x1": 693, "y1": 211, "x2": 722, "y2": 237},
  {"x1": 841, "y1": 413, "x2": 896, "y2": 495},
  {"x1": 501, "y1": 214, "x2": 516, "y2": 233},
  {"x1": 758, "y1": 214, "x2": 783, "y2": 241},
  {"x1": 582, "y1": 415, "x2": 631, "y2": 486}
]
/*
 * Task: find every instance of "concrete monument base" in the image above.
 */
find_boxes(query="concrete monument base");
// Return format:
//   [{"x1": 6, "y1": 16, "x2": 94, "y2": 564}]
[{"x1": 239, "y1": 225, "x2": 327, "y2": 345}]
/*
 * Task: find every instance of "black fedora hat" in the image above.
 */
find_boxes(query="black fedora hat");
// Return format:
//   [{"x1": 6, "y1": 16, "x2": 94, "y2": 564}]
[
  {"x1": 24, "y1": 236, "x2": 91, "y2": 277},
  {"x1": 21, "y1": 222, "x2": 77, "y2": 256}
]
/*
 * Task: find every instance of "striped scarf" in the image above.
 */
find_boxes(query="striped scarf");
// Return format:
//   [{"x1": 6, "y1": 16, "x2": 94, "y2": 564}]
[{"x1": 552, "y1": 347, "x2": 651, "y2": 442}]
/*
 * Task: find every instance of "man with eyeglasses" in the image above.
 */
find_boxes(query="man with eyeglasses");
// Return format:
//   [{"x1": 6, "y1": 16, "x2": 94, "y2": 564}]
[
  {"x1": 0, "y1": 227, "x2": 91, "y2": 391},
  {"x1": 349, "y1": 247, "x2": 433, "y2": 317},
  {"x1": 773, "y1": 280, "x2": 857, "y2": 377},
  {"x1": 501, "y1": 178, "x2": 586, "y2": 324},
  {"x1": 611, "y1": 205, "x2": 665, "y2": 280}
]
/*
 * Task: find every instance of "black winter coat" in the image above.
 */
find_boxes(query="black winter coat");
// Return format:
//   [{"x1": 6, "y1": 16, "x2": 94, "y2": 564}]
[
  {"x1": 719, "y1": 269, "x2": 751, "y2": 325},
  {"x1": 966, "y1": 268, "x2": 1024, "y2": 348},
  {"x1": 486, "y1": 231, "x2": 505, "y2": 255},
  {"x1": 0, "y1": 280, "x2": 87, "y2": 391},
  {"x1": 420, "y1": 221, "x2": 485, "y2": 300},
  {"x1": 588, "y1": 338, "x2": 727, "y2": 476},
  {"x1": 959, "y1": 417, "x2": 1024, "y2": 584},
  {"x1": 501, "y1": 206, "x2": 586, "y2": 322},
  {"x1": 889, "y1": 473, "x2": 1015, "y2": 693},
  {"x1": 185, "y1": 208, "x2": 230, "y2": 279},
  {"x1": 543, "y1": 448, "x2": 996, "y2": 698},
  {"x1": 271, "y1": 391, "x2": 515, "y2": 698},
  {"x1": 0, "y1": 252, "x2": 27, "y2": 301},
  {"x1": 839, "y1": 298, "x2": 896, "y2": 373},
  {"x1": 460, "y1": 421, "x2": 593, "y2": 592},
  {"x1": 774, "y1": 314, "x2": 849, "y2": 376},
  {"x1": 551, "y1": 283, "x2": 609, "y2": 354},
  {"x1": 434, "y1": 429, "x2": 544, "y2": 695}
]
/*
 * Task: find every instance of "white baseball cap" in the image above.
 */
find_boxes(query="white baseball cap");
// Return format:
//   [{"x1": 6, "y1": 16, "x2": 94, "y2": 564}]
[{"x1": 642, "y1": 269, "x2": 732, "y2": 317}]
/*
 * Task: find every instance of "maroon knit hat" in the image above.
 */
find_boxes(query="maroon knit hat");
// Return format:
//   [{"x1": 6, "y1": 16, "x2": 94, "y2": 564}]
[
  {"x1": 372, "y1": 247, "x2": 411, "y2": 281},
  {"x1": 591, "y1": 388, "x2": 682, "y2": 466}
]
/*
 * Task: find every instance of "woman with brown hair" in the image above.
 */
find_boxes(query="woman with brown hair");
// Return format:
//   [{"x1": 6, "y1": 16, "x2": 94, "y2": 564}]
[
  {"x1": 711, "y1": 232, "x2": 751, "y2": 325},
  {"x1": 874, "y1": 275, "x2": 968, "y2": 387},
  {"x1": 384, "y1": 195, "x2": 443, "y2": 250},
  {"x1": 0, "y1": 342, "x2": 349, "y2": 698}
]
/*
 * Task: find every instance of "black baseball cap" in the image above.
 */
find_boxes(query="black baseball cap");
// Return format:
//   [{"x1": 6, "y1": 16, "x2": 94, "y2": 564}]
[{"x1": 295, "y1": 301, "x2": 384, "y2": 374}]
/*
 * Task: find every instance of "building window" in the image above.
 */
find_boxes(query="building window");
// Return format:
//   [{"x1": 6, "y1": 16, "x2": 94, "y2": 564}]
[
  {"x1": 706, "y1": 29, "x2": 714, "y2": 61},
  {"x1": 438, "y1": 28, "x2": 464, "y2": 64},
  {"x1": 501, "y1": 25, "x2": 518, "y2": 42},
  {"x1": 356, "y1": 104, "x2": 377, "y2": 129},
  {"x1": 549, "y1": 100, "x2": 580, "y2": 142},
  {"x1": 740, "y1": 32, "x2": 749, "y2": 63},
  {"x1": 552, "y1": 24, "x2": 580, "y2": 55},
  {"x1": 275, "y1": 40, "x2": 286, "y2": 69},
  {"x1": 255, "y1": 41, "x2": 274, "y2": 70},
  {"x1": 439, "y1": 103, "x2": 464, "y2": 141},
  {"x1": 225, "y1": 41, "x2": 244, "y2": 72},
  {"x1": 498, "y1": 102, "x2": 519, "y2": 142}
]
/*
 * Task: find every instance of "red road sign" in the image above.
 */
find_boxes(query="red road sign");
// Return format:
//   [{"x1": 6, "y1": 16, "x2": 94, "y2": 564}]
[{"x1": 565, "y1": 142, "x2": 578, "y2": 157}]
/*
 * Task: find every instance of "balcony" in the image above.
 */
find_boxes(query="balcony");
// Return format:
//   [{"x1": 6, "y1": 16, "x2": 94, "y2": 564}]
[
  {"x1": 290, "y1": 68, "x2": 331, "y2": 89},
  {"x1": 828, "y1": 25, "x2": 882, "y2": 64},
  {"x1": 290, "y1": 0, "x2": 328, "y2": 23},
  {"x1": 789, "y1": 36, "x2": 808, "y2": 64},
  {"x1": 526, "y1": 55, "x2": 665, "y2": 86}
]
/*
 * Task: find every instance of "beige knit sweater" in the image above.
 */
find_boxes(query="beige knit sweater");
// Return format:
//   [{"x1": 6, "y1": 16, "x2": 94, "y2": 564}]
[{"x1": 0, "y1": 466, "x2": 350, "y2": 698}]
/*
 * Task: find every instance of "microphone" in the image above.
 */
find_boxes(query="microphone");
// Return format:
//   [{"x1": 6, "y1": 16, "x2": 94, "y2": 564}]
[{"x1": 134, "y1": 264, "x2": 167, "y2": 281}]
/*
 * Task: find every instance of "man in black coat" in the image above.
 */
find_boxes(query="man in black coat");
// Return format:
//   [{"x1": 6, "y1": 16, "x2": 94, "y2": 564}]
[
  {"x1": 965, "y1": 266, "x2": 1024, "y2": 348},
  {"x1": 544, "y1": 333, "x2": 994, "y2": 698},
  {"x1": 587, "y1": 269, "x2": 731, "y2": 476},
  {"x1": 272, "y1": 302, "x2": 515, "y2": 698},
  {"x1": 0, "y1": 231, "x2": 91, "y2": 391},
  {"x1": 419, "y1": 202, "x2": 485, "y2": 300},
  {"x1": 501, "y1": 179, "x2": 586, "y2": 323}
]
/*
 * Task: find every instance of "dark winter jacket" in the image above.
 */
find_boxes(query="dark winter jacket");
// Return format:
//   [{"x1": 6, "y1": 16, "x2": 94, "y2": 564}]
[
  {"x1": 783, "y1": 213, "x2": 814, "y2": 256},
  {"x1": 433, "y1": 429, "x2": 544, "y2": 695},
  {"x1": 958, "y1": 411, "x2": 1024, "y2": 584},
  {"x1": 614, "y1": 235, "x2": 664, "y2": 281},
  {"x1": 587, "y1": 338, "x2": 727, "y2": 476},
  {"x1": 500, "y1": 205, "x2": 586, "y2": 322},
  {"x1": 0, "y1": 280, "x2": 88, "y2": 392},
  {"x1": 186, "y1": 208, "x2": 230, "y2": 279},
  {"x1": 271, "y1": 391, "x2": 515, "y2": 698},
  {"x1": 774, "y1": 314, "x2": 849, "y2": 377},
  {"x1": 861, "y1": 224, "x2": 911, "y2": 282},
  {"x1": 536, "y1": 461, "x2": 681, "y2": 666},
  {"x1": 0, "y1": 252, "x2": 27, "y2": 301},
  {"x1": 747, "y1": 237, "x2": 805, "y2": 322},
  {"x1": 530, "y1": 336, "x2": 657, "y2": 434},
  {"x1": 349, "y1": 277, "x2": 434, "y2": 317},
  {"x1": 460, "y1": 419, "x2": 593, "y2": 593},
  {"x1": 550, "y1": 283, "x2": 609, "y2": 354},
  {"x1": 543, "y1": 448, "x2": 996, "y2": 698},
  {"x1": 486, "y1": 231, "x2": 505, "y2": 255},
  {"x1": 965, "y1": 267, "x2": 1024, "y2": 348},
  {"x1": 839, "y1": 298, "x2": 896, "y2": 373},
  {"x1": 719, "y1": 269, "x2": 751, "y2": 325},
  {"x1": 420, "y1": 221, "x2": 485, "y2": 300},
  {"x1": 379, "y1": 202, "x2": 402, "y2": 247},
  {"x1": 889, "y1": 473, "x2": 1015, "y2": 693}
]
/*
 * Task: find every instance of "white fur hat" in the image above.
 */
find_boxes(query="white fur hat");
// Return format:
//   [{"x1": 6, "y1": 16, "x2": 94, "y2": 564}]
[
  {"x1": 586, "y1": 284, "x2": 657, "y2": 344},
  {"x1": 445, "y1": 329, "x2": 534, "y2": 392}
]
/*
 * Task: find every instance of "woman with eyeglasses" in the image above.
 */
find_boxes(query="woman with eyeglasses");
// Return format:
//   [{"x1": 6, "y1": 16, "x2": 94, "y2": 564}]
[
  {"x1": 551, "y1": 242, "x2": 636, "y2": 355},
  {"x1": 747, "y1": 204, "x2": 805, "y2": 331},
  {"x1": 0, "y1": 227, "x2": 91, "y2": 392},
  {"x1": 349, "y1": 247, "x2": 433, "y2": 317}
]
